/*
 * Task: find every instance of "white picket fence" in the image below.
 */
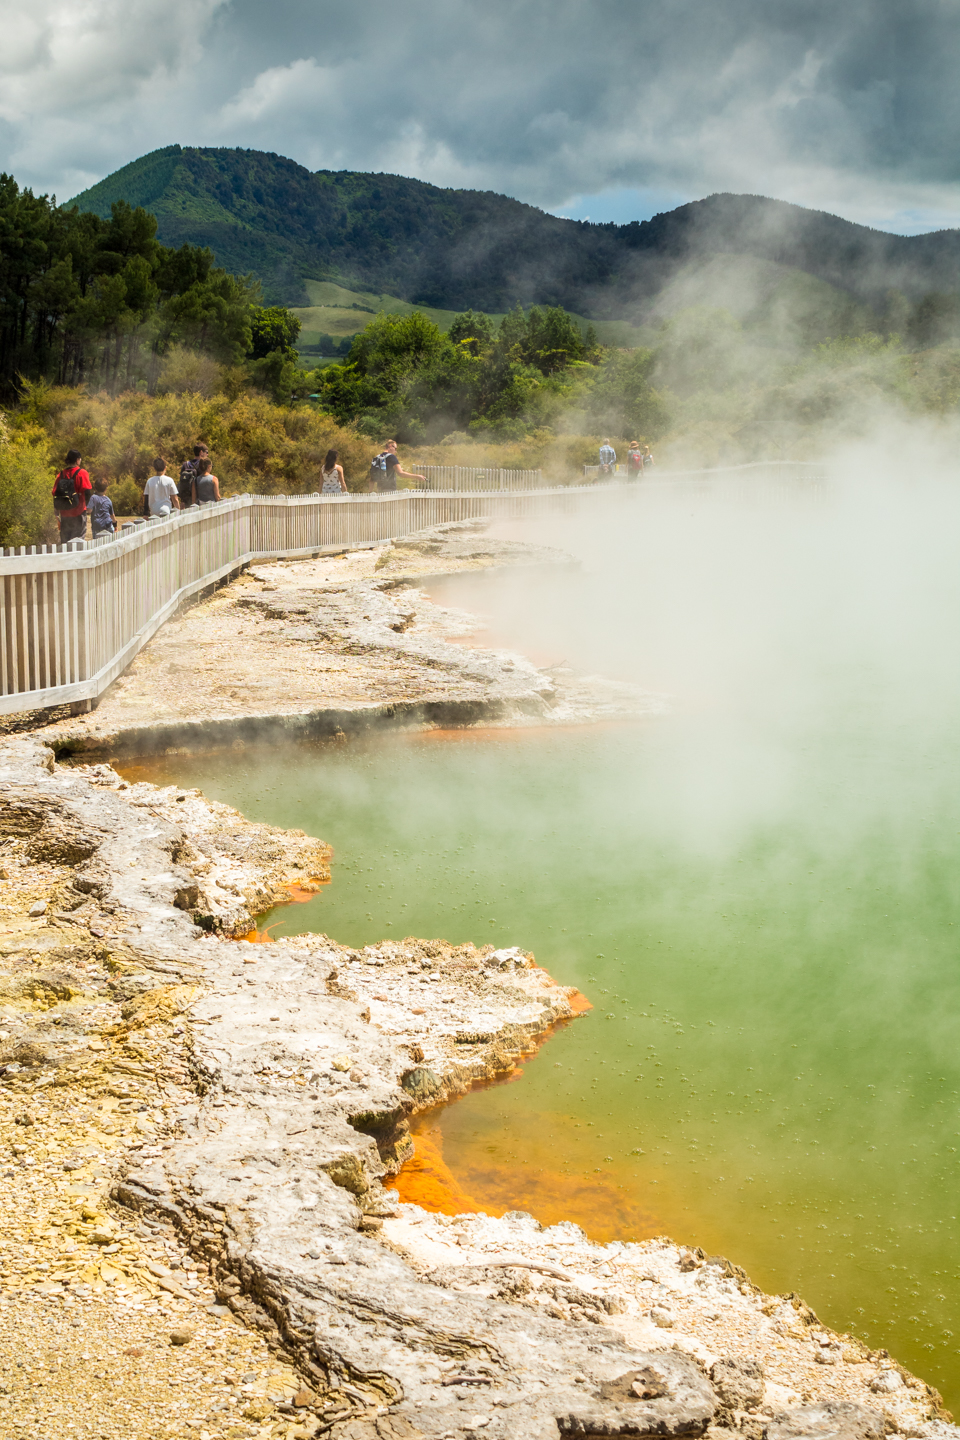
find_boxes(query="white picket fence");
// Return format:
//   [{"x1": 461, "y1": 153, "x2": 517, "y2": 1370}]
[
  {"x1": 0, "y1": 489, "x2": 590, "y2": 715},
  {"x1": 582, "y1": 460, "x2": 820, "y2": 483},
  {"x1": 413, "y1": 465, "x2": 543, "y2": 491},
  {"x1": 0, "y1": 465, "x2": 827, "y2": 716},
  {"x1": 417, "y1": 459, "x2": 820, "y2": 489}
]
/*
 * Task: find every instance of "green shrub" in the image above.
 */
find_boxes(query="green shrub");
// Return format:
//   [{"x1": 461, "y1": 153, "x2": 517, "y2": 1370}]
[
  {"x1": 21, "y1": 387, "x2": 373, "y2": 501},
  {"x1": 109, "y1": 475, "x2": 145, "y2": 519},
  {"x1": 0, "y1": 427, "x2": 58, "y2": 548},
  {"x1": 154, "y1": 346, "x2": 226, "y2": 398}
]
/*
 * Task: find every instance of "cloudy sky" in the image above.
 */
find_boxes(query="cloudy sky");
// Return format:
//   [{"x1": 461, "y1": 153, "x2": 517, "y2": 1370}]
[{"x1": 2, "y1": 0, "x2": 959, "y2": 234}]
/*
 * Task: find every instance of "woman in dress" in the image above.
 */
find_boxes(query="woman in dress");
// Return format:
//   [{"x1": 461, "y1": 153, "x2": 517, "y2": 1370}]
[{"x1": 320, "y1": 448, "x2": 348, "y2": 495}]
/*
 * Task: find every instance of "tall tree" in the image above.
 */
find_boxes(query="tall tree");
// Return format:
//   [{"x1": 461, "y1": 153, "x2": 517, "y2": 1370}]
[{"x1": 0, "y1": 179, "x2": 256, "y2": 398}]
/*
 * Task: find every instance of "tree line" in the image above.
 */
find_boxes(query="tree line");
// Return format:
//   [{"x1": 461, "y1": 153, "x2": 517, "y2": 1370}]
[
  {"x1": 299, "y1": 289, "x2": 960, "y2": 447},
  {"x1": 0, "y1": 171, "x2": 670, "y2": 440},
  {"x1": 0, "y1": 175, "x2": 265, "y2": 399},
  {"x1": 5, "y1": 172, "x2": 960, "y2": 462},
  {"x1": 316, "y1": 305, "x2": 590, "y2": 437}
]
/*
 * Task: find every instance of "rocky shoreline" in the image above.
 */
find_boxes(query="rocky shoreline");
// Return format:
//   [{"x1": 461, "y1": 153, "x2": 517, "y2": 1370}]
[
  {"x1": 0, "y1": 525, "x2": 955, "y2": 1440},
  {"x1": 0, "y1": 737, "x2": 955, "y2": 1440}
]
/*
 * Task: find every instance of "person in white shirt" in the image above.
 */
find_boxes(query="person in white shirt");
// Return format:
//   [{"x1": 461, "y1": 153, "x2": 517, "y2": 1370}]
[{"x1": 143, "y1": 458, "x2": 181, "y2": 517}]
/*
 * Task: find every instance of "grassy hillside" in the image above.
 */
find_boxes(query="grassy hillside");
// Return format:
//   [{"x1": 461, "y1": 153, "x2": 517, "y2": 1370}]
[
  {"x1": 291, "y1": 281, "x2": 465, "y2": 351},
  {"x1": 289, "y1": 258, "x2": 876, "y2": 367},
  {"x1": 289, "y1": 280, "x2": 648, "y2": 360},
  {"x1": 68, "y1": 146, "x2": 960, "y2": 317}
]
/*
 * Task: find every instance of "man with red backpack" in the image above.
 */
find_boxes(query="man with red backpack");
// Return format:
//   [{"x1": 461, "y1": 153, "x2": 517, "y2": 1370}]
[{"x1": 51, "y1": 449, "x2": 92, "y2": 543}]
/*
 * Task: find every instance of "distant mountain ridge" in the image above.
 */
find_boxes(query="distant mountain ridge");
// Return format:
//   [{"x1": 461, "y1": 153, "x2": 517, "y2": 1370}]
[{"x1": 68, "y1": 145, "x2": 960, "y2": 317}]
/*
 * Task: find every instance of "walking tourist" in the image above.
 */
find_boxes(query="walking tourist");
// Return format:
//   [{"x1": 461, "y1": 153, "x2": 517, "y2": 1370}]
[
  {"x1": 369, "y1": 440, "x2": 425, "y2": 493},
  {"x1": 321, "y1": 449, "x2": 348, "y2": 494},
  {"x1": 143, "y1": 458, "x2": 180, "y2": 517},
  {"x1": 194, "y1": 459, "x2": 221, "y2": 504},
  {"x1": 599, "y1": 438, "x2": 617, "y2": 476},
  {"x1": 87, "y1": 478, "x2": 117, "y2": 537},
  {"x1": 178, "y1": 443, "x2": 209, "y2": 508},
  {"x1": 642, "y1": 444, "x2": 654, "y2": 470},
  {"x1": 52, "y1": 449, "x2": 92, "y2": 543},
  {"x1": 627, "y1": 441, "x2": 643, "y2": 478}
]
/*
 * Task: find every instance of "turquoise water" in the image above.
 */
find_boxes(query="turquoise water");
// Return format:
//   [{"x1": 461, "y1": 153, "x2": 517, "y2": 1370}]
[{"x1": 128, "y1": 479, "x2": 960, "y2": 1408}]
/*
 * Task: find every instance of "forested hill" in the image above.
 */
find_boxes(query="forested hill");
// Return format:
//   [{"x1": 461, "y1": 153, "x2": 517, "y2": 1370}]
[{"x1": 68, "y1": 145, "x2": 960, "y2": 315}]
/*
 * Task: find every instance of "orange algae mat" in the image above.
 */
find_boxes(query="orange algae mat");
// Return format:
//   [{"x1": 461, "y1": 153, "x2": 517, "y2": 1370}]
[{"x1": 386, "y1": 1113, "x2": 661, "y2": 1241}]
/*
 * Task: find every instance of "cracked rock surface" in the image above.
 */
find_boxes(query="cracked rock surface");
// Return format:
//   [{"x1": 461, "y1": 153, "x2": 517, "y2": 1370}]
[
  {"x1": 30, "y1": 520, "x2": 662, "y2": 759},
  {"x1": 0, "y1": 736, "x2": 956, "y2": 1440}
]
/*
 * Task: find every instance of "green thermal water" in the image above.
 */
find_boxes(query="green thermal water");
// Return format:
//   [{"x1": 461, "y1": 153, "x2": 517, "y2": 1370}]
[
  {"x1": 128, "y1": 482, "x2": 960, "y2": 1407},
  {"x1": 132, "y1": 721, "x2": 960, "y2": 1408}
]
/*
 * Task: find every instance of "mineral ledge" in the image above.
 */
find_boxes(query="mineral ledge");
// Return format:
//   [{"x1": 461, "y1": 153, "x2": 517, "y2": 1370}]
[
  {"x1": 0, "y1": 738, "x2": 955, "y2": 1440},
  {"x1": 0, "y1": 526, "x2": 955, "y2": 1440}
]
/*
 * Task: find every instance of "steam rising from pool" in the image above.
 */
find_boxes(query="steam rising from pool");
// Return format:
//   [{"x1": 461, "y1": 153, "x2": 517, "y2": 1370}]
[{"x1": 134, "y1": 431, "x2": 960, "y2": 1409}]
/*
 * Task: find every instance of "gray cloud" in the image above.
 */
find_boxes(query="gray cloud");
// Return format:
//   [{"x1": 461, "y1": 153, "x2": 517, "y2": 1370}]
[{"x1": 2, "y1": 0, "x2": 959, "y2": 231}]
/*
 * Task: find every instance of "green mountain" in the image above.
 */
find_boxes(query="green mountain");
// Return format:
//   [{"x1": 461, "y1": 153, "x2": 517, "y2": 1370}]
[{"x1": 68, "y1": 145, "x2": 960, "y2": 319}]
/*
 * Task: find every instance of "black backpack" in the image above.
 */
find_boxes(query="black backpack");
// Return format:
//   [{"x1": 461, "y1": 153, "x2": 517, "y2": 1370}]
[
  {"x1": 368, "y1": 452, "x2": 387, "y2": 488},
  {"x1": 53, "y1": 467, "x2": 80, "y2": 512},
  {"x1": 178, "y1": 459, "x2": 198, "y2": 506}
]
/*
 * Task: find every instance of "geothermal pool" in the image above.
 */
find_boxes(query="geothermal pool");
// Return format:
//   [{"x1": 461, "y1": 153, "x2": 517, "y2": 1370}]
[
  {"x1": 126, "y1": 476, "x2": 960, "y2": 1408},
  {"x1": 129, "y1": 715, "x2": 960, "y2": 1410}
]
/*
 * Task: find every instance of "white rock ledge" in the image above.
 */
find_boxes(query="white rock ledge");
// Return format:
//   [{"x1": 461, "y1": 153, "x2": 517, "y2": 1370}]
[{"x1": 0, "y1": 736, "x2": 954, "y2": 1440}]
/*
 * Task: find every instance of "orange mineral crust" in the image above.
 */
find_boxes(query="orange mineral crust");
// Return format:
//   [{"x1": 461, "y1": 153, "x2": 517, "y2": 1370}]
[{"x1": 387, "y1": 1114, "x2": 661, "y2": 1242}]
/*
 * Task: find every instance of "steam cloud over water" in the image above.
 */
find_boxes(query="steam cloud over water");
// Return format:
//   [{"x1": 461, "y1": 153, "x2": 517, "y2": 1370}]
[
  {"x1": 142, "y1": 431, "x2": 960, "y2": 1403},
  {"x1": 420, "y1": 440, "x2": 960, "y2": 1398},
  {"x1": 489, "y1": 431, "x2": 960, "y2": 787}
]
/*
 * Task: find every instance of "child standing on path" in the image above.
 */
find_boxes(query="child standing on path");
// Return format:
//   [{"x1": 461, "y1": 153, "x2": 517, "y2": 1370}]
[
  {"x1": 143, "y1": 458, "x2": 180, "y2": 517},
  {"x1": 87, "y1": 479, "x2": 117, "y2": 537}
]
